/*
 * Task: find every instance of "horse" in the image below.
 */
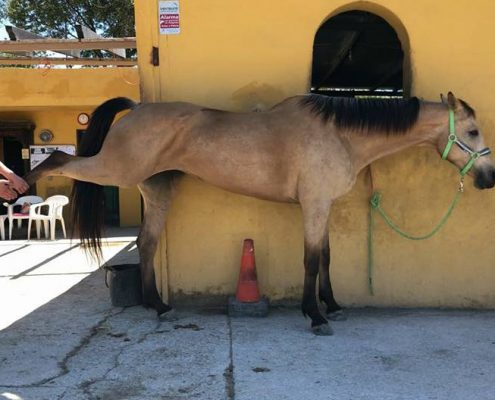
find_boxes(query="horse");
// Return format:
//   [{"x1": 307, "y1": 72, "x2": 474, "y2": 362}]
[{"x1": 24, "y1": 92, "x2": 495, "y2": 335}]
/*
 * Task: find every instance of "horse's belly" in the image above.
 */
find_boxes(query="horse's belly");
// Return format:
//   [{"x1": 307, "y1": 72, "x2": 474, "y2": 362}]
[{"x1": 184, "y1": 164, "x2": 298, "y2": 203}]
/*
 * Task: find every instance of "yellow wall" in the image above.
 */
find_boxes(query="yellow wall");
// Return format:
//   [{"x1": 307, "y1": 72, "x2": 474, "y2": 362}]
[
  {"x1": 136, "y1": 0, "x2": 495, "y2": 307},
  {"x1": 0, "y1": 68, "x2": 142, "y2": 226},
  {"x1": 0, "y1": 68, "x2": 140, "y2": 110}
]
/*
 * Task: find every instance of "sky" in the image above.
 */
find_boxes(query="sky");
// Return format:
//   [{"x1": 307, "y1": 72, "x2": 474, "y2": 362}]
[{"x1": 1, "y1": 19, "x2": 9, "y2": 39}]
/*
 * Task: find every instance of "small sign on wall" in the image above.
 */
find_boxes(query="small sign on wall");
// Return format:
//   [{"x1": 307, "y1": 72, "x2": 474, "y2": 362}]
[
  {"x1": 29, "y1": 145, "x2": 76, "y2": 170},
  {"x1": 159, "y1": 1, "x2": 180, "y2": 35}
]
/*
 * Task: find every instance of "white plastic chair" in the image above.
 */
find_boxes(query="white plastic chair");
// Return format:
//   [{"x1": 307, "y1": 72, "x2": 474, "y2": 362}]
[
  {"x1": 3, "y1": 195, "x2": 44, "y2": 239},
  {"x1": 0, "y1": 213, "x2": 6, "y2": 240},
  {"x1": 28, "y1": 195, "x2": 69, "y2": 240}
]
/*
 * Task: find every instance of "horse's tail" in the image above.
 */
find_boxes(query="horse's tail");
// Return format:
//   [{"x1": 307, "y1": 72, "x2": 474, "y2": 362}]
[{"x1": 71, "y1": 97, "x2": 136, "y2": 260}]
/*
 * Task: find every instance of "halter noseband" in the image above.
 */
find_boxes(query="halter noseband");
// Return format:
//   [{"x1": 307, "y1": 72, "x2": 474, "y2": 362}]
[{"x1": 441, "y1": 108, "x2": 491, "y2": 176}]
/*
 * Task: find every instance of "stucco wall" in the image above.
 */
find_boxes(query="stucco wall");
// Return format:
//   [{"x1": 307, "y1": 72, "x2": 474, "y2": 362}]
[
  {"x1": 0, "y1": 68, "x2": 140, "y2": 110},
  {"x1": 135, "y1": 0, "x2": 495, "y2": 307}
]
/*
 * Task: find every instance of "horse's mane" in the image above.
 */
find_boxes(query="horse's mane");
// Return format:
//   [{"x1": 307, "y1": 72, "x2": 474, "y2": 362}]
[{"x1": 300, "y1": 94, "x2": 420, "y2": 135}]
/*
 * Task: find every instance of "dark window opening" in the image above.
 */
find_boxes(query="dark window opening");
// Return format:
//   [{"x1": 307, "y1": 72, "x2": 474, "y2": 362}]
[{"x1": 311, "y1": 10, "x2": 404, "y2": 98}]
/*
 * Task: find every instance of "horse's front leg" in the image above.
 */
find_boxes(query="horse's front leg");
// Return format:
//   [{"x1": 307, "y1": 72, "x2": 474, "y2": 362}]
[
  {"x1": 318, "y1": 233, "x2": 345, "y2": 321},
  {"x1": 137, "y1": 172, "x2": 182, "y2": 319},
  {"x1": 301, "y1": 201, "x2": 333, "y2": 335}
]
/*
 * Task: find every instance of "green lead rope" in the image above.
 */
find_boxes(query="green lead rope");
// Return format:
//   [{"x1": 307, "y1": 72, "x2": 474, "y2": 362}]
[
  {"x1": 367, "y1": 181, "x2": 463, "y2": 295},
  {"x1": 366, "y1": 107, "x2": 491, "y2": 295}
]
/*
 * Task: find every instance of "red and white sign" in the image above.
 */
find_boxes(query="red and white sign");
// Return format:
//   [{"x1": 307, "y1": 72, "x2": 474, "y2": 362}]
[{"x1": 159, "y1": 1, "x2": 180, "y2": 35}]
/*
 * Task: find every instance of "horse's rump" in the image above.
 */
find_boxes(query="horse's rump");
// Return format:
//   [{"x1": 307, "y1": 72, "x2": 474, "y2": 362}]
[{"x1": 72, "y1": 97, "x2": 136, "y2": 259}]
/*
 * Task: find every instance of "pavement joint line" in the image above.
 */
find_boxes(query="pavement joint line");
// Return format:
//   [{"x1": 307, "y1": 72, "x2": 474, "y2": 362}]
[
  {"x1": 224, "y1": 315, "x2": 235, "y2": 400},
  {"x1": 10, "y1": 243, "x2": 81, "y2": 280}
]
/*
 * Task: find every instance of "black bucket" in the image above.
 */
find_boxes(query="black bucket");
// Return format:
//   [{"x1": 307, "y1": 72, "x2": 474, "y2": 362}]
[{"x1": 104, "y1": 264, "x2": 143, "y2": 307}]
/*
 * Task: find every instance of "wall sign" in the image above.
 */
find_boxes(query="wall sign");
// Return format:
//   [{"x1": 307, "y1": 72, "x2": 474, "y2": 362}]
[
  {"x1": 159, "y1": 1, "x2": 180, "y2": 35},
  {"x1": 29, "y1": 145, "x2": 76, "y2": 170}
]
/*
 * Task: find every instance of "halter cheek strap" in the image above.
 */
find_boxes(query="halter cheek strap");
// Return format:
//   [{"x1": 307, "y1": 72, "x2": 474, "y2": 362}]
[{"x1": 441, "y1": 108, "x2": 491, "y2": 176}]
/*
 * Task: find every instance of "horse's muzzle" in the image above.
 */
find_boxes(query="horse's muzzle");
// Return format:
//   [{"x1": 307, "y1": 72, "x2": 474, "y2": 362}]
[{"x1": 474, "y1": 167, "x2": 495, "y2": 189}]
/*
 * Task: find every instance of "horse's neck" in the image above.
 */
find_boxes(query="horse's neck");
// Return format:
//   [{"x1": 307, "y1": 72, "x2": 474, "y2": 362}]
[{"x1": 347, "y1": 101, "x2": 447, "y2": 173}]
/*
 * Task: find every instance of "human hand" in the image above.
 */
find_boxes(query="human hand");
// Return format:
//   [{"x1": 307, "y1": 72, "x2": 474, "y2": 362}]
[
  {"x1": 7, "y1": 173, "x2": 29, "y2": 194},
  {"x1": 0, "y1": 180, "x2": 18, "y2": 201}
]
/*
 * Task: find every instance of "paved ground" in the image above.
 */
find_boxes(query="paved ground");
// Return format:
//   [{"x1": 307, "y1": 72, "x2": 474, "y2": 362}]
[{"x1": 1, "y1": 228, "x2": 495, "y2": 400}]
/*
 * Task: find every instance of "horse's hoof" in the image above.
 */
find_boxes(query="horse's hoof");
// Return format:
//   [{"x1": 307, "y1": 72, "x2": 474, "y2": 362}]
[
  {"x1": 327, "y1": 309, "x2": 347, "y2": 321},
  {"x1": 311, "y1": 323, "x2": 333, "y2": 336},
  {"x1": 158, "y1": 309, "x2": 179, "y2": 322}
]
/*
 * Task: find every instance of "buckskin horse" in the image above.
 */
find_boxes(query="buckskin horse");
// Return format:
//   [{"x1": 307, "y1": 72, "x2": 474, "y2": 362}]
[{"x1": 24, "y1": 92, "x2": 495, "y2": 335}]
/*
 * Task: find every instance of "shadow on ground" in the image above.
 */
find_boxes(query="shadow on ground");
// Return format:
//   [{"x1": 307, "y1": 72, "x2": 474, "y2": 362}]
[{"x1": 1, "y1": 233, "x2": 495, "y2": 400}]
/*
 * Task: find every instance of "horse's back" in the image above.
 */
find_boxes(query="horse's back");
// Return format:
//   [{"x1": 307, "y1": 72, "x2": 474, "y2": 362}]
[{"x1": 98, "y1": 97, "x2": 352, "y2": 200}]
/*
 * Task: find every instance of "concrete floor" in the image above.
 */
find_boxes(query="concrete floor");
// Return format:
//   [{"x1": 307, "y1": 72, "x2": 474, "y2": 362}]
[{"x1": 1, "y1": 229, "x2": 495, "y2": 400}]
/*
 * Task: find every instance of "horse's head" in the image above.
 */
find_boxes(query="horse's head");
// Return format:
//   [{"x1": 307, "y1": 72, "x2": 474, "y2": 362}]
[{"x1": 437, "y1": 92, "x2": 495, "y2": 189}]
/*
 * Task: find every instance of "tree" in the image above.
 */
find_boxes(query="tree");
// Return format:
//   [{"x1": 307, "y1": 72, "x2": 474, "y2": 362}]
[{"x1": 0, "y1": 0, "x2": 135, "y2": 39}]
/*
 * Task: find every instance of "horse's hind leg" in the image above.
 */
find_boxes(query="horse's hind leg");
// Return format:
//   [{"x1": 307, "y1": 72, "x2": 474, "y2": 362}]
[
  {"x1": 24, "y1": 150, "x2": 75, "y2": 185},
  {"x1": 318, "y1": 232, "x2": 345, "y2": 321},
  {"x1": 301, "y1": 200, "x2": 333, "y2": 335},
  {"x1": 24, "y1": 150, "x2": 106, "y2": 186},
  {"x1": 137, "y1": 171, "x2": 183, "y2": 319}
]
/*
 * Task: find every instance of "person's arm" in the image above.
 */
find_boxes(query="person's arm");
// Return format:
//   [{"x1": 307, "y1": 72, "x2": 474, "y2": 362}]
[{"x1": 0, "y1": 161, "x2": 29, "y2": 195}]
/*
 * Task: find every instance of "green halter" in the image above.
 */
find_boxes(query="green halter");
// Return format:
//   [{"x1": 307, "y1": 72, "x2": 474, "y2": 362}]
[
  {"x1": 367, "y1": 107, "x2": 492, "y2": 295},
  {"x1": 441, "y1": 108, "x2": 491, "y2": 176}
]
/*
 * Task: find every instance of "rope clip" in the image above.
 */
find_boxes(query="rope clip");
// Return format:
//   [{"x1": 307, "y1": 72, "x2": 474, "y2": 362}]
[{"x1": 458, "y1": 177, "x2": 464, "y2": 193}]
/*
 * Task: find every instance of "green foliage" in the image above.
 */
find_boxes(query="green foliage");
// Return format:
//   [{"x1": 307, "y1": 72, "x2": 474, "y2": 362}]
[
  {"x1": 0, "y1": 1, "x2": 6, "y2": 21},
  {"x1": 2, "y1": 0, "x2": 135, "y2": 38}
]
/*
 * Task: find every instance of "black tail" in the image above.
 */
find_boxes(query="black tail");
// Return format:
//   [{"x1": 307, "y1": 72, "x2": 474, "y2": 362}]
[{"x1": 71, "y1": 97, "x2": 136, "y2": 260}]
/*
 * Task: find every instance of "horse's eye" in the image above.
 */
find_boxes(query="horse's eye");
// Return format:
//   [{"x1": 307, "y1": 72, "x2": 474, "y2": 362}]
[{"x1": 468, "y1": 130, "x2": 479, "y2": 138}]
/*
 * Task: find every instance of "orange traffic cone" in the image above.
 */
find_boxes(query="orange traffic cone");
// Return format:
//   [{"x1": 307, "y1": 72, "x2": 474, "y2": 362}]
[{"x1": 235, "y1": 239, "x2": 261, "y2": 303}]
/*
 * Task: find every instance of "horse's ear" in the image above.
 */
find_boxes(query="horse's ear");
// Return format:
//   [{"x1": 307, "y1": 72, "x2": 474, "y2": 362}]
[
  {"x1": 447, "y1": 91, "x2": 461, "y2": 110},
  {"x1": 440, "y1": 93, "x2": 447, "y2": 104}
]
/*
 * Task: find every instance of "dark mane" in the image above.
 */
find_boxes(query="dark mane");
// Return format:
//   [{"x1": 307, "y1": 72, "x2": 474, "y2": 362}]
[{"x1": 300, "y1": 94, "x2": 420, "y2": 135}]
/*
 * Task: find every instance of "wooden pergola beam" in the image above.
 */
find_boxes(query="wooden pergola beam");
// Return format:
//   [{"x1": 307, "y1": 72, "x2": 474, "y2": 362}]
[
  {"x1": 0, "y1": 37, "x2": 136, "y2": 52},
  {"x1": 5, "y1": 25, "x2": 81, "y2": 58},
  {"x1": 0, "y1": 57, "x2": 137, "y2": 66}
]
